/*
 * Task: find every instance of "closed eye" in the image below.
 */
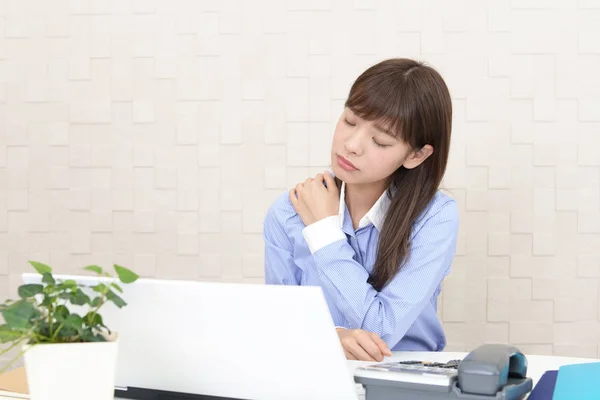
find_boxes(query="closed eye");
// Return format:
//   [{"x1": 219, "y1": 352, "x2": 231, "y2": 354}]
[
  {"x1": 344, "y1": 118, "x2": 356, "y2": 127},
  {"x1": 373, "y1": 138, "x2": 391, "y2": 148}
]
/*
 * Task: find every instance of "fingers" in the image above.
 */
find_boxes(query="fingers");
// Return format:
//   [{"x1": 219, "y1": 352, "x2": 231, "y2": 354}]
[
  {"x1": 298, "y1": 173, "x2": 332, "y2": 191},
  {"x1": 290, "y1": 182, "x2": 304, "y2": 201},
  {"x1": 339, "y1": 330, "x2": 391, "y2": 362},
  {"x1": 305, "y1": 176, "x2": 324, "y2": 188},
  {"x1": 340, "y1": 330, "x2": 385, "y2": 362},
  {"x1": 370, "y1": 332, "x2": 392, "y2": 357},
  {"x1": 342, "y1": 336, "x2": 376, "y2": 362},
  {"x1": 323, "y1": 170, "x2": 336, "y2": 190},
  {"x1": 289, "y1": 182, "x2": 303, "y2": 206},
  {"x1": 354, "y1": 331, "x2": 384, "y2": 361},
  {"x1": 343, "y1": 348, "x2": 357, "y2": 360},
  {"x1": 288, "y1": 188, "x2": 298, "y2": 206}
]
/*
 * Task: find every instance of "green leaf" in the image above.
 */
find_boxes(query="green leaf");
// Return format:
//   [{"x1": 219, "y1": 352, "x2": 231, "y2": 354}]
[
  {"x1": 58, "y1": 292, "x2": 71, "y2": 300},
  {"x1": 63, "y1": 280, "x2": 77, "y2": 288},
  {"x1": 55, "y1": 305, "x2": 70, "y2": 322},
  {"x1": 114, "y1": 265, "x2": 139, "y2": 284},
  {"x1": 31, "y1": 307, "x2": 41, "y2": 320},
  {"x1": 42, "y1": 284, "x2": 57, "y2": 296},
  {"x1": 55, "y1": 328, "x2": 78, "y2": 340},
  {"x1": 110, "y1": 283, "x2": 123, "y2": 293},
  {"x1": 29, "y1": 261, "x2": 51, "y2": 275},
  {"x1": 41, "y1": 272, "x2": 55, "y2": 285},
  {"x1": 18, "y1": 284, "x2": 43, "y2": 298},
  {"x1": 63, "y1": 314, "x2": 83, "y2": 333},
  {"x1": 0, "y1": 325, "x2": 23, "y2": 343},
  {"x1": 1, "y1": 301, "x2": 35, "y2": 330},
  {"x1": 84, "y1": 312, "x2": 103, "y2": 327},
  {"x1": 90, "y1": 297, "x2": 103, "y2": 307},
  {"x1": 83, "y1": 265, "x2": 103, "y2": 275},
  {"x1": 70, "y1": 290, "x2": 90, "y2": 306},
  {"x1": 92, "y1": 283, "x2": 109, "y2": 294},
  {"x1": 34, "y1": 322, "x2": 51, "y2": 341},
  {"x1": 80, "y1": 331, "x2": 106, "y2": 342},
  {"x1": 41, "y1": 296, "x2": 53, "y2": 307},
  {"x1": 106, "y1": 290, "x2": 126, "y2": 308}
]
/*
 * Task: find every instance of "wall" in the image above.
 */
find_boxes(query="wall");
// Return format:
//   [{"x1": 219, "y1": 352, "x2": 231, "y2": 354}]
[{"x1": 1, "y1": 0, "x2": 599, "y2": 357}]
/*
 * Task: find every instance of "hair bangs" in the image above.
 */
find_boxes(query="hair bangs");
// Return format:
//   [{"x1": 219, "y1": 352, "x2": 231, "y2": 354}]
[{"x1": 345, "y1": 72, "x2": 420, "y2": 147}]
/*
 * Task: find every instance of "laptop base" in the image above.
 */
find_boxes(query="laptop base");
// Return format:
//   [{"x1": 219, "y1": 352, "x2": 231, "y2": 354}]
[{"x1": 115, "y1": 387, "x2": 248, "y2": 400}]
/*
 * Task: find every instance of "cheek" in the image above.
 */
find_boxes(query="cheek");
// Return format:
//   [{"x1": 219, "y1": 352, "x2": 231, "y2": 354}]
[
  {"x1": 331, "y1": 124, "x2": 346, "y2": 146},
  {"x1": 368, "y1": 151, "x2": 405, "y2": 175}
]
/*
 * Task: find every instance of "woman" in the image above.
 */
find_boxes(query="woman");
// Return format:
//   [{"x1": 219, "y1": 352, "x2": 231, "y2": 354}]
[{"x1": 263, "y1": 58, "x2": 459, "y2": 362}]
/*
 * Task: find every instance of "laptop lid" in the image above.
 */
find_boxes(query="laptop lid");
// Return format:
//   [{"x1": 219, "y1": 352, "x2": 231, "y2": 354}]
[{"x1": 21, "y1": 273, "x2": 358, "y2": 400}]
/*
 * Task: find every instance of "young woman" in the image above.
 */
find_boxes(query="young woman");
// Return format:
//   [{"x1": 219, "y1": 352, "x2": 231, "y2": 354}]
[{"x1": 263, "y1": 58, "x2": 459, "y2": 362}]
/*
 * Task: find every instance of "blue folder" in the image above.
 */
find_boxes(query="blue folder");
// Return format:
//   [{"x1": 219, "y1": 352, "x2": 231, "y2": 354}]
[
  {"x1": 553, "y1": 362, "x2": 600, "y2": 400},
  {"x1": 528, "y1": 370, "x2": 557, "y2": 400}
]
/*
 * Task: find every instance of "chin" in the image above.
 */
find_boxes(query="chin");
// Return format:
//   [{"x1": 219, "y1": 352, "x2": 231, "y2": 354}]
[
  {"x1": 330, "y1": 165, "x2": 360, "y2": 184},
  {"x1": 330, "y1": 163, "x2": 341, "y2": 176},
  {"x1": 330, "y1": 164, "x2": 348, "y2": 180}
]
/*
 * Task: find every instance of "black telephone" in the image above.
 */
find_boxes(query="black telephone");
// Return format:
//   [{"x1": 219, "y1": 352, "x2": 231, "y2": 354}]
[{"x1": 353, "y1": 344, "x2": 533, "y2": 400}]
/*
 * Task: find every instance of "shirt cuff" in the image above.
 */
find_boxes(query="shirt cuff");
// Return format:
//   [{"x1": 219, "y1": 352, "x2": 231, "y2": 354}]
[{"x1": 301, "y1": 215, "x2": 346, "y2": 254}]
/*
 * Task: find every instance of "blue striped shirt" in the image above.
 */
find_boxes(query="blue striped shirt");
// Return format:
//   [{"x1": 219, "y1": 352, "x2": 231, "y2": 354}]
[{"x1": 263, "y1": 182, "x2": 459, "y2": 351}]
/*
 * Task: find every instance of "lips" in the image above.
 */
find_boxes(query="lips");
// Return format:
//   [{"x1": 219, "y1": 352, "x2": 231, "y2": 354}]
[{"x1": 337, "y1": 155, "x2": 359, "y2": 171}]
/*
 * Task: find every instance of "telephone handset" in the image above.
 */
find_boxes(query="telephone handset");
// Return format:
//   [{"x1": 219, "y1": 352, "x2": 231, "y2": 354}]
[
  {"x1": 353, "y1": 344, "x2": 533, "y2": 400},
  {"x1": 458, "y1": 344, "x2": 529, "y2": 397}
]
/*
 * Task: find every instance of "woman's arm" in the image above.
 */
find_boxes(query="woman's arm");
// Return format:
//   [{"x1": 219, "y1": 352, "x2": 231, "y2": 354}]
[
  {"x1": 263, "y1": 194, "x2": 393, "y2": 361},
  {"x1": 302, "y1": 199, "x2": 459, "y2": 348},
  {"x1": 263, "y1": 194, "x2": 303, "y2": 286}
]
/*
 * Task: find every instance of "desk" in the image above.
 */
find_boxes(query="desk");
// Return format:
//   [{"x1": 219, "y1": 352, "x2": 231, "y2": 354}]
[{"x1": 3, "y1": 352, "x2": 599, "y2": 399}]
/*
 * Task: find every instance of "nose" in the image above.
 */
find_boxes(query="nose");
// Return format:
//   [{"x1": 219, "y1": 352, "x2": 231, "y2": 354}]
[{"x1": 344, "y1": 131, "x2": 364, "y2": 156}]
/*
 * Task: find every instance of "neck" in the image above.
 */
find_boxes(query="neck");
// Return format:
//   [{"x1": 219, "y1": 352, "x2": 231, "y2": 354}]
[{"x1": 344, "y1": 180, "x2": 387, "y2": 229}]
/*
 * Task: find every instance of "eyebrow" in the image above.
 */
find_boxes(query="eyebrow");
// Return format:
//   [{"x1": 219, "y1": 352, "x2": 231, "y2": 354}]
[
  {"x1": 346, "y1": 108, "x2": 398, "y2": 139},
  {"x1": 373, "y1": 122, "x2": 397, "y2": 138}
]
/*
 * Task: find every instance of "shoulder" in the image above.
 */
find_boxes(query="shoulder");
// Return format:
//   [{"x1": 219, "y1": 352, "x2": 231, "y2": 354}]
[
  {"x1": 263, "y1": 191, "x2": 301, "y2": 235},
  {"x1": 414, "y1": 190, "x2": 459, "y2": 233}
]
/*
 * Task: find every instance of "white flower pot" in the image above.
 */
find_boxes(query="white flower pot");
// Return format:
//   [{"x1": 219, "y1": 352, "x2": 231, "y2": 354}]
[{"x1": 23, "y1": 334, "x2": 119, "y2": 400}]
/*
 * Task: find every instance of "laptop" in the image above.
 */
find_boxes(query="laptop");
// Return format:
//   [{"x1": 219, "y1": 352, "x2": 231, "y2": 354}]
[{"x1": 21, "y1": 273, "x2": 359, "y2": 400}]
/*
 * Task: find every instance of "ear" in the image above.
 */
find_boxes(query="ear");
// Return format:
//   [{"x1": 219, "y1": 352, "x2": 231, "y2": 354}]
[{"x1": 402, "y1": 145, "x2": 434, "y2": 169}]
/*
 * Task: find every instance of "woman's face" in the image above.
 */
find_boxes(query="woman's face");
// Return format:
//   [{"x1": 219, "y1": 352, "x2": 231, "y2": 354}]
[{"x1": 330, "y1": 108, "x2": 432, "y2": 187}]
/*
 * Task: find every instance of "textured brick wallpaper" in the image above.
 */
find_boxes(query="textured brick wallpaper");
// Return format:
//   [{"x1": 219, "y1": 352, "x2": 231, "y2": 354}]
[{"x1": 0, "y1": 0, "x2": 599, "y2": 357}]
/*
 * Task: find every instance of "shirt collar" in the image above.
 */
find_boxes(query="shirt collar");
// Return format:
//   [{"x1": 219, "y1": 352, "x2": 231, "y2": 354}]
[{"x1": 338, "y1": 181, "x2": 391, "y2": 232}]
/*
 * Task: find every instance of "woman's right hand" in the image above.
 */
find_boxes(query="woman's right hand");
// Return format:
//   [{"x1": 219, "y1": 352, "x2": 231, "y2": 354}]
[{"x1": 336, "y1": 328, "x2": 392, "y2": 361}]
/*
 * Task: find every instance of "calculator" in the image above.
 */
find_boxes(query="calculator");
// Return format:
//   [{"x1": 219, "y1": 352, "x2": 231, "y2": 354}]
[{"x1": 354, "y1": 359, "x2": 462, "y2": 388}]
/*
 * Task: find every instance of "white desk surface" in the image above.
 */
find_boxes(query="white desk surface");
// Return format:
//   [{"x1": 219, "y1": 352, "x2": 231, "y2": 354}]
[{"x1": 3, "y1": 351, "x2": 599, "y2": 399}]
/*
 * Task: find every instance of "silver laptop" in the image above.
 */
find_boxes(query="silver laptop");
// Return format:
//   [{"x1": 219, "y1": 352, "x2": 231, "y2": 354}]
[{"x1": 22, "y1": 273, "x2": 359, "y2": 400}]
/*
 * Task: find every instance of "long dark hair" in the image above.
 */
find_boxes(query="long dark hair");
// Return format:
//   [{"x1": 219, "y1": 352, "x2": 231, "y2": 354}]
[{"x1": 341, "y1": 58, "x2": 452, "y2": 291}]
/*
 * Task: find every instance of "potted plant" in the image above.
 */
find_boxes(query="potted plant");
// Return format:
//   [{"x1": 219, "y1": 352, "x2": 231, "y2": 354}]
[{"x1": 0, "y1": 261, "x2": 139, "y2": 400}]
